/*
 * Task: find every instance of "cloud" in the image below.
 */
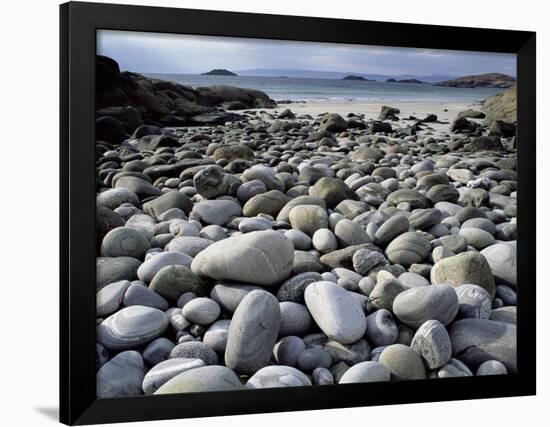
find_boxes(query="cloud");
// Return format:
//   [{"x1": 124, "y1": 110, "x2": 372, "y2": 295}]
[{"x1": 97, "y1": 30, "x2": 516, "y2": 77}]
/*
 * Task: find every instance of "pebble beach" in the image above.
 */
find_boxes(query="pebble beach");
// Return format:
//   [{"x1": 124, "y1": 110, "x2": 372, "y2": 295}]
[{"x1": 95, "y1": 55, "x2": 517, "y2": 397}]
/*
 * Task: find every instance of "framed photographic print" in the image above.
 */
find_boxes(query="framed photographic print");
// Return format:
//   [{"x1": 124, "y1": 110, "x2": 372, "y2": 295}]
[{"x1": 60, "y1": 1, "x2": 536, "y2": 424}]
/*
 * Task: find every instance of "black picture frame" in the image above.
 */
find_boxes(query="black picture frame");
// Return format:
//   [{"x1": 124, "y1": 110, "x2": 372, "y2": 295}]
[{"x1": 60, "y1": 1, "x2": 536, "y2": 424}]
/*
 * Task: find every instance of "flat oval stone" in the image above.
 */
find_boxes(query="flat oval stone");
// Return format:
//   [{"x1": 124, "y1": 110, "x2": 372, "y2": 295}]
[
  {"x1": 154, "y1": 365, "x2": 242, "y2": 394},
  {"x1": 480, "y1": 241, "x2": 517, "y2": 288},
  {"x1": 435, "y1": 235, "x2": 468, "y2": 253},
  {"x1": 449, "y1": 318, "x2": 517, "y2": 373},
  {"x1": 458, "y1": 227, "x2": 495, "y2": 249},
  {"x1": 137, "y1": 251, "x2": 193, "y2": 283},
  {"x1": 225, "y1": 290, "x2": 281, "y2": 374},
  {"x1": 455, "y1": 284, "x2": 492, "y2": 319},
  {"x1": 149, "y1": 265, "x2": 206, "y2": 302},
  {"x1": 304, "y1": 281, "x2": 366, "y2": 344},
  {"x1": 374, "y1": 215, "x2": 409, "y2": 245},
  {"x1": 203, "y1": 320, "x2": 231, "y2": 353},
  {"x1": 408, "y1": 209, "x2": 442, "y2": 230},
  {"x1": 386, "y1": 189, "x2": 429, "y2": 209},
  {"x1": 237, "y1": 180, "x2": 267, "y2": 203},
  {"x1": 476, "y1": 360, "x2": 508, "y2": 376},
  {"x1": 97, "y1": 257, "x2": 141, "y2": 291},
  {"x1": 166, "y1": 236, "x2": 214, "y2": 257},
  {"x1": 285, "y1": 229, "x2": 312, "y2": 250},
  {"x1": 277, "y1": 272, "x2": 323, "y2": 303},
  {"x1": 276, "y1": 196, "x2": 327, "y2": 223},
  {"x1": 191, "y1": 230, "x2": 294, "y2": 286},
  {"x1": 368, "y1": 277, "x2": 407, "y2": 311},
  {"x1": 438, "y1": 358, "x2": 473, "y2": 378},
  {"x1": 273, "y1": 336, "x2": 306, "y2": 367},
  {"x1": 431, "y1": 251, "x2": 496, "y2": 297},
  {"x1": 334, "y1": 219, "x2": 371, "y2": 247},
  {"x1": 385, "y1": 232, "x2": 431, "y2": 267},
  {"x1": 169, "y1": 341, "x2": 218, "y2": 365},
  {"x1": 312, "y1": 228, "x2": 338, "y2": 253},
  {"x1": 122, "y1": 282, "x2": 168, "y2": 311},
  {"x1": 210, "y1": 283, "x2": 262, "y2": 313},
  {"x1": 289, "y1": 205, "x2": 329, "y2": 236},
  {"x1": 309, "y1": 177, "x2": 357, "y2": 209},
  {"x1": 339, "y1": 361, "x2": 391, "y2": 383},
  {"x1": 142, "y1": 358, "x2": 205, "y2": 394},
  {"x1": 181, "y1": 297, "x2": 220, "y2": 325},
  {"x1": 245, "y1": 365, "x2": 311, "y2": 389},
  {"x1": 96, "y1": 280, "x2": 131, "y2": 317},
  {"x1": 240, "y1": 217, "x2": 273, "y2": 233},
  {"x1": 312, "y1": 367, "x2": 334, "y2": 385},
  {"x1": 352, "y1": 249, "x2": 389, "y2": 276},
  {"x1": 365, "y1": 309, "x2": 398, "y2": 347},
  {"x1": 279, "y1": 302, "x2": 313, "y2": 336},
  {"x1": 411, "y1": 320, "x2": 452, "y2": 369},
  {"x1": 191, "y1": 200, "x2": 242, "y2": 225},
  {"x1": 143, "y1": 337, "x2": 175, "y2": 366},
  {"x1": 243, "y1": 190, "x2": 288, "y2": 217},
  {"x1": 97, "y1": 188, "x2": 139, "y2": 210},
  {"x1": 379, "y1": 344, "x2": 426, "y2": 380},
  {"x1": 398, "y1": 272, "x2": 430, "y2": 289},
  {"x1": 115, "y1": 176, "x2": 161, "y2": 200},
  {"x1": 393, "y1": 284, "x2": 459, "y2": 329},
  {"x1": 97, "y1": 351, "x2": 145, "y2": 398},
  {"x1": 297, "y1": 348, "x2": 332, "y2": 371},
  {"x1": 101, "y1": 227, "x2": 150, "y2": 259},
  {"x1": 490, "y1": 306, "x2": 517, "y2": 324},
  {"x1": 97, "y1": 305, "x2": 169, "y2": 350}
]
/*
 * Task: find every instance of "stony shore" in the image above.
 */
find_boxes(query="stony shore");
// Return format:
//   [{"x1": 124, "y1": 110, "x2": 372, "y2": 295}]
[{"x1": 95, "y1": 57, "x2": 517, "y2": 397}]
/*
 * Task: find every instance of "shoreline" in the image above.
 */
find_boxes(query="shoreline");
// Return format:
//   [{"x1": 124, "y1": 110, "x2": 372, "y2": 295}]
[{"x1": 274, "y1": 99, "x2": 480, "y2": 121}]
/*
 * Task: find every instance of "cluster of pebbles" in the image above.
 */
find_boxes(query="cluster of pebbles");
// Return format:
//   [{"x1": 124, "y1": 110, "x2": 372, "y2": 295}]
[{"x1": 96, "y1": 104, "x2": 517, "y2": 398}]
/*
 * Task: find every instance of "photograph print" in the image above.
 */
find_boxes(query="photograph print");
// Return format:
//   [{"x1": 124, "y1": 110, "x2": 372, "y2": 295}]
[{"x1": 95, "y1": 30, "x2": 517, "y2": 398}]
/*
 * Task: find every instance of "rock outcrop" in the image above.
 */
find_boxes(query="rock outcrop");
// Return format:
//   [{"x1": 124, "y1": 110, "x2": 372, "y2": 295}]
[{"x1": 96, "y1": 55, "x2": 276, "y2": 132}]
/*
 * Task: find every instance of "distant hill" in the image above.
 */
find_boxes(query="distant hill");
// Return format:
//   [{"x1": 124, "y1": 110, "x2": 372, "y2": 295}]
[
  {"x1": 236, "y1": 68, "x2": 454, "y2": 83},
  {"x1": 201, "y1": 69, "x2": 238, "y2": 76},
  {"x1": 386, "y1": 78, "x2": 423, "y2": 84},
  {"x1": 342, "y1": 75, "x2": 371, "y2": 81},
  {"x1": 435, "y1": 73, "x2": 515, "y2": 88}
]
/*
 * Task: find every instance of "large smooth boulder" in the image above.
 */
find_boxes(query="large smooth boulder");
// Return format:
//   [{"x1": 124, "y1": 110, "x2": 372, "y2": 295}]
[
  {"x1": 393, "y1": 284, "x2": 459, "y2": 329},
  {"x1": 191, "y1": 230, "x2": 294, "y2": 286},
  {"x1": 431, "y1": 252, "x2": 496, "y2": 297},
  {"x1": 304, "y1": 281, "x2": 366, "y2": 344}
]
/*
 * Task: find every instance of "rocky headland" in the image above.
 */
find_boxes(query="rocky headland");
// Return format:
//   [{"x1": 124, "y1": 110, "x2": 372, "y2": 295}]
[
  {"x1": 95, "y1": 55, "x2": 518, "y2": 397},
  {"x1": 435, "y1": 73, "x2": 515, "y2": 89}
]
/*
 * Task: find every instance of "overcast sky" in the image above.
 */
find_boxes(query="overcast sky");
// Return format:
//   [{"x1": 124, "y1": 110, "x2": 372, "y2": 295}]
[{"x1": 97, "y1": 30, "x2": 516, "y2": 77}]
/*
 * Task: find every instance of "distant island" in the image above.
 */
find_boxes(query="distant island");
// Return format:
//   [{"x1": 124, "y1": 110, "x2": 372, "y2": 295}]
[
  {"x1": 342, "y1": 75, "x2": 372, "y2": 81},
  {"x1": 386, "y1": 78, "x2": 423, "y2": 84},
  {"x1": 201, "y1": 69, "x2": 238, "y2": 76},
  {"x1": 434, "y1": 73, "x2": 515, "y2": 88}
]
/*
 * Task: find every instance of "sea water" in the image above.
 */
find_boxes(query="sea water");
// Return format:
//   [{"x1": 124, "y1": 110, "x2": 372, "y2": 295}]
[{"x1": 145, "y1": 73, "x2": 504, "y2": 104}]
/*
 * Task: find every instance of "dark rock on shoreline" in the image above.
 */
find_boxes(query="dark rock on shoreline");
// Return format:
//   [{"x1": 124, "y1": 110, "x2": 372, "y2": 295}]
[{"x1": 96, "y1": 55, "x2": 275, "y2": 131}]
